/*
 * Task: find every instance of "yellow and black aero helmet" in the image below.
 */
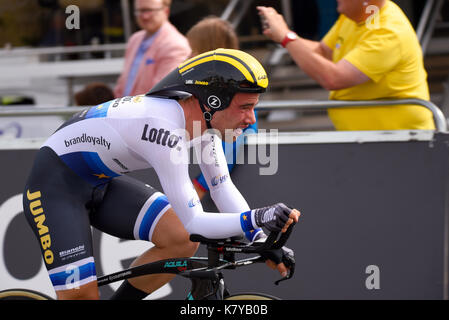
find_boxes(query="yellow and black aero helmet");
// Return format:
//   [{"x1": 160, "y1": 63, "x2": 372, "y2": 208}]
[{"x1": 146, "y1": 48, "x2": 268, "y2": 128}]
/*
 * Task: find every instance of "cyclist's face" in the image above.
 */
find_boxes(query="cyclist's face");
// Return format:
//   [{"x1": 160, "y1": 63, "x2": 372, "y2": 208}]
[{"x1": 211, "y1": 92, "x2": 259, "y2": 137}]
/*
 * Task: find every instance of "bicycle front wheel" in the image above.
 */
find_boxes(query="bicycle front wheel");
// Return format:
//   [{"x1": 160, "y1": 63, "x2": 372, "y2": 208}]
[
  {"x1": 225, "y1": 292, "x2": 280, "y2": 300},
  {"x1": 0, "y1": 289, "x2": 53, "y2": 300}
]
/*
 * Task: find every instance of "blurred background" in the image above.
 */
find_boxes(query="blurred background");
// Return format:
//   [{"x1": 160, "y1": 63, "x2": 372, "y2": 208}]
[{"x1": 1, "y1": 0, "x2": 448, "y2": 137}]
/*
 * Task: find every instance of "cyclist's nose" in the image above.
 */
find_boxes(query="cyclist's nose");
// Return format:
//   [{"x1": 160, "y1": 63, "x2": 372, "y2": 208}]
[{"x1": 246, "y1": 109, "x2": 256, "y2": 125}]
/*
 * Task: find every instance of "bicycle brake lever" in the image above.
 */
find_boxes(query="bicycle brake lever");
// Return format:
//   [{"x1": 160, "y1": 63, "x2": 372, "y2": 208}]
[
  {"x1": 274, "y1": 262, "x2": 295, "y2": 285},
  {"x1": 274, "y1": 276, "x2": 288, "y2": 286}
]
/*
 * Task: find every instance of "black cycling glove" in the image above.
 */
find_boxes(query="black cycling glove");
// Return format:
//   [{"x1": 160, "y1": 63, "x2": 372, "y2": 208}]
[
  {"x1": 253, "y1": 202, "x2": 292, "y2": 232},
  {"x1": 251, "y1": 232, "x2": 295, "y2": 268},
  {"x1": 260, "y1": 246, "x2": 295, "y2": 267}
]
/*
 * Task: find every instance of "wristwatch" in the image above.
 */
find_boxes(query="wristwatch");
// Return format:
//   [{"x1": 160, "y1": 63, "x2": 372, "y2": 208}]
[{"x1": 281, "y1": 31, "x2": 298, "y2": 48}]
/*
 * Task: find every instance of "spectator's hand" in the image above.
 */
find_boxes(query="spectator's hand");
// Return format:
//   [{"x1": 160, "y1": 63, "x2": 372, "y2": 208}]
[{"x1": 257, "y1": 6, "x2": 290, "y2": 44}]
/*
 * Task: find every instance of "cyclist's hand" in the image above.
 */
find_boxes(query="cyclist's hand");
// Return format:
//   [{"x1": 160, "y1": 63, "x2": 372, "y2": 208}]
[
  {"x1": 263, "y1": 246, "x2": 295, "y2": 277},
  {"x1": 252, "y1": 232, "x2": 295, "y2": 277},
  {"x1": 253, "y1": 203, "x2": 300, "y2": 233}
]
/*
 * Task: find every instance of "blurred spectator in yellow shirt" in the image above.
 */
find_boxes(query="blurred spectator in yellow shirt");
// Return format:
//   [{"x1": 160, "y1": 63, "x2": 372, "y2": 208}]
[{"x1": 257, "y1": 0, "x2": 435, "y2": 130}]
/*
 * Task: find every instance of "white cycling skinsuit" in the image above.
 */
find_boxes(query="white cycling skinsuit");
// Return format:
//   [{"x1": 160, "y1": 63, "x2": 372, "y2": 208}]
[{"x1": 22, "y1": 95, "x2": 262, "y2": 291}]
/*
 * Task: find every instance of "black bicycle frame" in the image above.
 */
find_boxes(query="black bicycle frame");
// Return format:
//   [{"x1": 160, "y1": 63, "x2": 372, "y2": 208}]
[{"x1": 96, "y1": 224, "x2": 296, "y2": 298}]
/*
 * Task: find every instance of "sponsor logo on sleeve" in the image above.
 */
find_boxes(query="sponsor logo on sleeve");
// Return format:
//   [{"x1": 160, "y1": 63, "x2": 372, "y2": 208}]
[
  {"x1": 188, "y1": 197, "x2": 200, "y2": 208},
  {"x1": 211, "y1": 174, "x2": 229, "y2": 187},
  {"x1": 141, "y1": 124, "x2": 181, "y2": 149}
]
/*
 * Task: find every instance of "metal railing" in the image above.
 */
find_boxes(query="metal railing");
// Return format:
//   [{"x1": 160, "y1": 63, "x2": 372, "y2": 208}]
[
  {"x1": 257, "y1": 98, "x2": 447, "y2": 133},
  {"x1": 0, "y1": 98, "x2": 446, "y2": 132},
  {"x1": 0, "y1": 43, "x2": 126, "y2": 59},
  {"x1": 416, "y1": 0, "x2": 445, "y2": 55}
]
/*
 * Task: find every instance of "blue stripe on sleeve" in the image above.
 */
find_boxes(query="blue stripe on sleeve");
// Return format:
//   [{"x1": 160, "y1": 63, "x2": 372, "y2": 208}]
[
  {"x1": 240, "y1": 211, "x2": 254, "y2": 232},
  {"x1": 245, "y1": 228, "x2": 263, "y2": 242}
]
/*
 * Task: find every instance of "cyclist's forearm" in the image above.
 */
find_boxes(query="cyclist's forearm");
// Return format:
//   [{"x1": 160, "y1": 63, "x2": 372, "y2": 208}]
[
  {"x1": 210, "y1": 181, "x2": 250, "y2": 213},
  {"x1": 184, "y1": 211, "x2": 255, "y2": 239}
]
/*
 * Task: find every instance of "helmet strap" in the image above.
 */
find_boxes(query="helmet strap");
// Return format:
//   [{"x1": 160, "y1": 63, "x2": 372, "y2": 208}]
[{"x1": 198, "y1": 100, "x2": 215, "y2": 129}]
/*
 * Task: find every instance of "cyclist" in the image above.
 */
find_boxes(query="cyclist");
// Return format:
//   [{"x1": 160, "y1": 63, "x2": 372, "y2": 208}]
[{"x1": 22, "y1": 49, "x2": 300, "y2": 300}]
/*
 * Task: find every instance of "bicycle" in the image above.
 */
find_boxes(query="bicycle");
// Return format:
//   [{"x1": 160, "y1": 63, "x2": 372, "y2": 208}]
[{"x1": 0, "y1": 224, "x2": 295, "y2": 300}]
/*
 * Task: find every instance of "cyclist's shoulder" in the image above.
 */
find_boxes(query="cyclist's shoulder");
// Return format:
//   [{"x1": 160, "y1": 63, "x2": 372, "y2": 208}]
[
  {"x1": 58, "y1": 95, "x2": 183, "y2": 128},
  {"x1": 104, "y1": 95, "x2": 184, "y2": 124},
  {"x1": 44, "y1": 95, "x2": 186, "y2": 155}
]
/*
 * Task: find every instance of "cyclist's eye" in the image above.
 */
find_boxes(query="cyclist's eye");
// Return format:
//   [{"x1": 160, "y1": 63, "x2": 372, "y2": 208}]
[{"x1": 240, "y1": 104, "x2": 253, "y2": 111}]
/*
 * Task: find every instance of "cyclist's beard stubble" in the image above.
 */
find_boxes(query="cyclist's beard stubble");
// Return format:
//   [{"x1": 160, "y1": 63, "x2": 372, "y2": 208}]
[{"x1": 209, "y1": 114, "x2": 247, "y2": 143}]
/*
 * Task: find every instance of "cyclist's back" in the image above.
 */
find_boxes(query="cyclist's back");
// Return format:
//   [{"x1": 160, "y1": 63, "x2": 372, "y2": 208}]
[{"x1": 45, "y1": 95, "x2": 185, "y2": 185}]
